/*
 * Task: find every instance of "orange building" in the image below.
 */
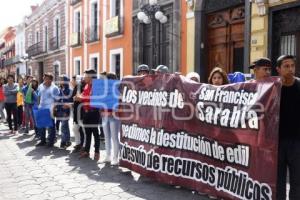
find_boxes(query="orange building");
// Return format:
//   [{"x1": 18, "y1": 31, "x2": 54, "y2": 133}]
[
  {"x1": 0, "y1": 27, "x2": 17, "y2": 77},
  {"x1": 68, "y1": 0, "x2": 133, "y2": 78}
]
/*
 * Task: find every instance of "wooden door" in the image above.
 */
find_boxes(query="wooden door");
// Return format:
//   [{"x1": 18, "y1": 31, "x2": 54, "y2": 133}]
[{"x1": 206, "y1": 6, "x2": 245, "y2": 77}]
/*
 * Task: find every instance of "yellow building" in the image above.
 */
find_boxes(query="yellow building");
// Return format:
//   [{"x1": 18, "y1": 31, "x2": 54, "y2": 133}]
[{"x1": 251, "y1": 0, "x2": 300, "y2": 76}]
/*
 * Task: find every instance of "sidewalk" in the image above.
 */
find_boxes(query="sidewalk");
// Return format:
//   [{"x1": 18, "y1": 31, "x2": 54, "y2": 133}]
[{"x1": 0, "y1": 123, "x2": 209, "y2": 200}]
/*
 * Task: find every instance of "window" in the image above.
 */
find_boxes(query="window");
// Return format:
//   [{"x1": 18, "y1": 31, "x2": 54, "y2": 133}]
[
  {"x1": 111, "y1": 0, "x2": 122, "y2": 17},
  {"x1": 280, "y1": 34, "x2": 296, "y2": 56},
  {"x1": 115, "y1": 54, "x2": 120, "y2": 79},
  {"x1": 17, "y1": 68, "x2": 20, "y2": 77},
  {"x1": 91, "y1": 57, "x2": 98, "y2": 73},
  {"x1": 55, "y1": 18, "x2": 60, "y2": 47},
  {"x1": 28, "y1": 67, "x2": 32, "y2": 75},
  {"x1": 89, "y1": 0, "x2": 99, "y2": 41},
  {"x1": 35, "y1": 31, "x2": 39, "y2": 43},
  {"x1": 28, "y1": 34, "x2": 32, "y2": 47},
  {"x1": 74, "y1": 11, "x2": 81, "y2": 33},
  {"x1": 74, "y1": 58, "x2": 81, "y2": 75},
  {"x1": 44, "y1": 26, "x2": 48, "y2": 51},
  {"x1": 54, "y1": 64, "x2": 60, "y2": 81},
  {"x1": 91, "y1": 1, "x2": 98, "y2": 27},
  {"x1": 115, "y1": 0, "x2": 120, "y2": 16},
  {"x1": 110, "y1": 49, "x2": 122, "y2": 79}
]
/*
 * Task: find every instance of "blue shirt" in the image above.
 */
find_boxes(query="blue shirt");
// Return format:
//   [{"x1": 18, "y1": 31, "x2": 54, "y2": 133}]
[
  {"x1": 38, "y1": 83, "x2": 59, "y2": 109},
  {"x1": 4, "y1": 83, "x2": 18, "y2": 103}
]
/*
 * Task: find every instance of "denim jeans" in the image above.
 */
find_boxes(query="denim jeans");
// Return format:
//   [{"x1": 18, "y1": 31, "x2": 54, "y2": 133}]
[
  {"x1": 0, "y1": 101, "x2": 5, "y2": 119},
  {"x1": 5, "y1": 103, "x2": 18, "y2": 131},
  {"x1": 38, "y1": 119, "x2": 56, "y2": 144},
  {"x1": 61, "y1": 120, "x2": 70, "y2": 143},
  {"x1": 102, "y1": 116, "x2": 120, "y2": 160},
  {"x1": 277, "y1": 139, "x2": 300, "y2": 200},
  {"x1": 24, "y1": 104, "x2": 35, "y2": 131}
]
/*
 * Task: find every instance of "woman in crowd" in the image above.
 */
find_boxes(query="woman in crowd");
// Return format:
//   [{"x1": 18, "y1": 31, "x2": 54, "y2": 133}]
[
  {"x1": 23, "y1": 75, "x2": 34, "y2": 134},
  {"x1": 4, "y1": 75, "x2": 18, "y2": 133},
  {"x1": 186, "y1": 72, "x2": 200, "y2": 83},
  {"x1": 31, "y1": 78, "x2": 39, "y2": 137},
  {"x1": 207, "y1": 67, "x2": 228, "y2": 199},
  {"x1": 0, "y1": 77, "x2": 6, "y2": 122},
  {"x1": 71, "y1": 75, "x2": 85, "y2": 152},
  {"x1": 208, "y1": 67, "x2": 229, "y2": 86},
  {"x1": 17, "y1": 76, "x2": 24, "y2": 129},
  {"x1": 102, "y1": 72, "x2": 121, "y2": 165}
]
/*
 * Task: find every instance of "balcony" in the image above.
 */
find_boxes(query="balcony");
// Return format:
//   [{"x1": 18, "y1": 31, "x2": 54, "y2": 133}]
[
  {"x1": 49, "y1": 37, "x2": 59, "y2": 51},
  {"x1": 3, "y1": 56, "x2": 21, "y2": 67},
  {"x1": 85, "y1": 26, "x2": 100, "y2": 43},
  {"x1": 70, "y1": 0, "x2": 81, "y2": 6},
  {"x1": 70, "y1": 32, "x2": 82, "y2": 47},
  {"x1": 3, "y1": 43, "x2": 15, "y2": 54},
  {"x1": 105, "y1": 16, "x2": 124, "y2": 38},
  {"x1": 26, "y1": 42, "x2": 46, "y2": 57}
]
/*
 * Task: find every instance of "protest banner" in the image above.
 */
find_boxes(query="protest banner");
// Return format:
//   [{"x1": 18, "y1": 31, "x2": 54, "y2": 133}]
[
  {"x1": 119, "y1": 74, "x2": 281, "y2": 200},
  {"x1": 91, "y1": 79, "x2": 120, "y2": 110}
]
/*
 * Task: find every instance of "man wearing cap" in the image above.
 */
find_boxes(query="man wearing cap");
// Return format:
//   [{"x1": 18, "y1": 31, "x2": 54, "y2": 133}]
[
  {"x1": 154, "y1": 65, "x2": 169, "y2": 75},
  {"x1": 74, "y1": 69, "x2": 100, "y2": 161},
  {"x1": 249, "y1": 58, "x2": 272, "y2": 81},
  {"x1": 137, "y1": 64, "x2": 150, "y2": 76}
]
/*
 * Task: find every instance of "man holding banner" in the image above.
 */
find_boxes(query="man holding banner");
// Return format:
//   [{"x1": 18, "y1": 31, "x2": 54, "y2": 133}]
[
  {"x1": 119, "y1": 72, "x2": 281, "y2": 200},
  {"x1": 276, "y1": 55, "x2": 300, "y2": 200},
  {"x1": 35, "y1": 73, "x2": 59, "y2": 147}
]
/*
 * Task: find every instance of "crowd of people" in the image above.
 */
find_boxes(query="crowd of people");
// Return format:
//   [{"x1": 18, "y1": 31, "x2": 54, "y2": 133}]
[
  {"x1": 0, "y1": 54, "x2": 299, "y2": 199},
  {"x1": 0, "y1": 70, "x2": 119, "y2": 165}
]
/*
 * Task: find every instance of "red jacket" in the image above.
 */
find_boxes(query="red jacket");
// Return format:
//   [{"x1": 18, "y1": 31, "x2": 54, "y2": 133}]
[
  {"x1": 81, "y1": 83, "x2": 92, "y2": 111},
  {"x1": 0, "y1": 86, "x2": 5, "y2": 101}
]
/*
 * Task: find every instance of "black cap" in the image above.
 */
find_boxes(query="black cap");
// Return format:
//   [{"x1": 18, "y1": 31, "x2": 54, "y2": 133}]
[
  {"x1": 137, "y1": 64, "x2": 149, "y2": 73},
  {"x1": 154, "y1": 65, "x2": 169, "y2": 73},
  {"x1": 249, "y1": 58, "x2": 272, "y2": 69},
  {"x1": 84, "y1": 68, "x2": 97, "y2": 74}
]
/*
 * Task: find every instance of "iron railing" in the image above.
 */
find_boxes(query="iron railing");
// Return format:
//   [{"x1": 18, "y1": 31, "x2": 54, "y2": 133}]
[{"x1": 26, "y1": 41, "x2": 45, "y2": 57}]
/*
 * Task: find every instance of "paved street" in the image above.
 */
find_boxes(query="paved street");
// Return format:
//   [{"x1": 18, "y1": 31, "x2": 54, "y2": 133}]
[{"x1": 0, "y1": 123, "x2": 209, "y2": 200}]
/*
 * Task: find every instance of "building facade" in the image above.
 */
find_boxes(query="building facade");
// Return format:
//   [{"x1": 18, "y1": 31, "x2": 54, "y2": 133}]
[
  {"x1": 251, "y1": 0, "x2": 300, "y2": 77},
  {"x1": 68, "y1": 0, "x2": 133, "y2": 78},
  {"x1": 15, "y1": 22, "x2": 27, "y2": 77},
  {"x1": 132, "y1": 0, "x2": 187, "y2": 74},
  {"x1": 0, "y1": 27, "x2": 19, "y2": 77},
  {"x1": 25, "y1": 0, "x2": 67, "y2": 83},
  {"x1": 192, "y1": 0, "x2": 251, "y2": 81}
]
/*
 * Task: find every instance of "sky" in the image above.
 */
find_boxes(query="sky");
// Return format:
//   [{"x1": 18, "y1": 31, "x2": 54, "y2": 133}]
[{"x1": 0, "y1": 0, "x2": 43, "y2": 31}]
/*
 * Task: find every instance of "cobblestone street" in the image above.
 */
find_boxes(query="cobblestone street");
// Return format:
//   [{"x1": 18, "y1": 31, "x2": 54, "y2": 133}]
[{"x1": 0, "y1": 123, "x2": 209, "y2": 200}]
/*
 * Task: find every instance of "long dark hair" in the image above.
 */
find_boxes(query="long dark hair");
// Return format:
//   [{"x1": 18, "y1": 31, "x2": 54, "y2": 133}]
[
  {"x1": 31, "y1": 79, "x2": 39, "y2": 90},
  {"x1": 208, "y1": 67, "x2": 229, "y2": 85}
]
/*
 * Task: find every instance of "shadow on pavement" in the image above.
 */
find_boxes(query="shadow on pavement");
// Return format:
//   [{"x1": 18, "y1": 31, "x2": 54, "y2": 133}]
[{"x1": 7, "y1": 128, "x2": 208, "y2": 200}]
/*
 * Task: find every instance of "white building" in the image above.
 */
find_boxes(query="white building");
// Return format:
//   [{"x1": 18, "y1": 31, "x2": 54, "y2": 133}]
[{"x1": 15, "y1": 22, "x2": 27, "y2": 76}]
